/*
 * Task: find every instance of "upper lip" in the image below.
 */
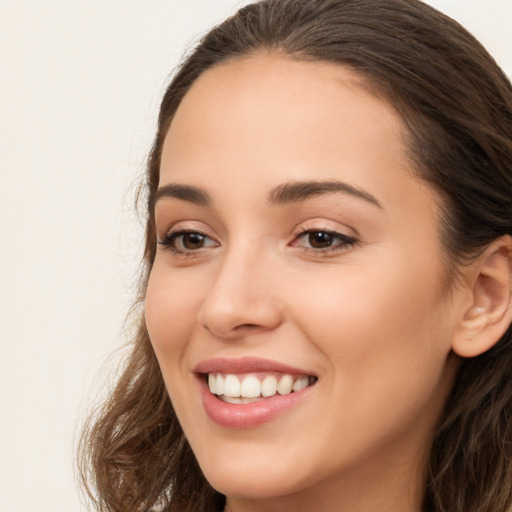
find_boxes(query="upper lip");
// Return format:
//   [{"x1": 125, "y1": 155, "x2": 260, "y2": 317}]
[{"x1": 194, "y1": 356, "x2": 316, "y2": 376}]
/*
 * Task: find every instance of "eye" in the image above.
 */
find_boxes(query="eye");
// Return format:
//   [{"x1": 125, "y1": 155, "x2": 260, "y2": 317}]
[
  {"x1": 158, "y1": 230, "x2": 219, "y2": 254},
  {"x1": 291, "y1": 229, "x2": 357, "y2": 252}
]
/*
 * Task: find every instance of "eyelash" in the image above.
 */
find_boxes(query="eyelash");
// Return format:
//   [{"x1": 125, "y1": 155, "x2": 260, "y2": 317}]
[
  {"x1": 157, "y1": 228, "x2": 358, "y2": 256},
  {"x1": 158, "y1": 229, "x2": 218, "y2": 256},
  {"x1": 292, "y1": 228, "x2": 358, "y2": 253}
]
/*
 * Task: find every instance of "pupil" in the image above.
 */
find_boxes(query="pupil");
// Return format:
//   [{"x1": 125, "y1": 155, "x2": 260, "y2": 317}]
[
  {"x1": 183, "y1": 233, "x2": 204, "y2": 249},
  {"x1": 309, "y1": 231, "x2": 333, "y2": 248}
]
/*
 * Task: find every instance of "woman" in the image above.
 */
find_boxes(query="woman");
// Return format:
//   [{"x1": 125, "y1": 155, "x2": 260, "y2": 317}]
[{"x1": 79, "y1": 0, "x2": 512, "y2": 511}]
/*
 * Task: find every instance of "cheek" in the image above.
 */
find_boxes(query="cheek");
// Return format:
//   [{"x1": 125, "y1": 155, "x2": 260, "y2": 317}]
[
  {"x1": 144, "y1": 262, "x2": 203, "y2": 364},
  {"x1": 289, "y1": 256, "x2": 453, "y2": 426},
  {"x1": 295, "y1": 262, "x2": 444, "y2": 343}
]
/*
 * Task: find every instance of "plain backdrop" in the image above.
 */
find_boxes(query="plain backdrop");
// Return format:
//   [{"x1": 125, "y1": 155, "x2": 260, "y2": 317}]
[{"x1": 0, "y1": 1, "x2": 510, "y2": 511}]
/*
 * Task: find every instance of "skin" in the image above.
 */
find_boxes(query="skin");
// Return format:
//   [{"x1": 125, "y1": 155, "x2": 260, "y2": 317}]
[{"x1": 145, "y1": 55, "x2": 464, "y2": 512}]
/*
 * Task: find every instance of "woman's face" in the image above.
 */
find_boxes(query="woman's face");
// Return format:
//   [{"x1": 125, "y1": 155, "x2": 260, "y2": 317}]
[{"x1": 146, "y1": 56, "x2": 461, "y2": 508}]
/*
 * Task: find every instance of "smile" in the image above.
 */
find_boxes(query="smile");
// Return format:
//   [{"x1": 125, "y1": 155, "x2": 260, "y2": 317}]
[
  {"x1": 195, "y1": 358, "x2": 318, "y2": 428},
  {"x1": 207, "y1": 373, "x2": 316, "y2": 403}
]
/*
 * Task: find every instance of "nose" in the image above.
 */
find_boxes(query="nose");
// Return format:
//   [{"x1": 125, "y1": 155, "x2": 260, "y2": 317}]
[{"x1": 196, "y1": 246, "x2": 283, "y2": 340}]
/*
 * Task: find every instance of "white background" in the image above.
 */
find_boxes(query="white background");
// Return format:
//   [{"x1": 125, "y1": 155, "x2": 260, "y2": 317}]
[{"x1": 0, "y1": 1, "x2": 510, "y2": 511}]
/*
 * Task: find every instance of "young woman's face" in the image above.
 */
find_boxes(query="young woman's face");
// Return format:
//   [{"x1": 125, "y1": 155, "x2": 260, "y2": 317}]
[{"x1": 146, "y1": 56, "x2": 461, "y2": 509}]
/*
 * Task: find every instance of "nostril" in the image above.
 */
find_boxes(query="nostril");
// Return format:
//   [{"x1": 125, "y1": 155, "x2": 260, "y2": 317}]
[{"x1": 197, "y1": 290, "x2": 283, "y2": 338}]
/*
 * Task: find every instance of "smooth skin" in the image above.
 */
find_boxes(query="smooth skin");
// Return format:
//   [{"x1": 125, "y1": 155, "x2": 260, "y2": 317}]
[{"x1": 145, "y1": 55, "x2": 512, "y2": 512}]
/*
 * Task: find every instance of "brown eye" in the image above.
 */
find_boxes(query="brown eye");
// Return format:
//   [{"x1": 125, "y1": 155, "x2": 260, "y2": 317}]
[
  {"x1": 291, "y1": 229, "x2": 357, "y2": 253},
  {"x1": 158, "y1": 230, "x2": 219, "y2": 253},
  {"x1": 308, "y1": 231, "x2": 334, "y2": 249},
  {"x1": 182, "y1": 232, "x2": 206, "y2": 249}
]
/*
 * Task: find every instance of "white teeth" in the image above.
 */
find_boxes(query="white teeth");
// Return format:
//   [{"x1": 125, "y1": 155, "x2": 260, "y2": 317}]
[
  {"x1": 220, "y1": 395, "x2": 263, "y2": 404},
  {"x1": 240, "y1": 375, "x2": 261, "y2": 398},
  {"x1": 216, "y1": 374, "x2": 224, "y2": 396},
  {"x1": 293, "y1": 376, "x2": 309, "y2": 392},
  {"x1": 208, "y1": 373, "x2": 217, "y2": 395},
  {"x1": 207, "y1": 373, "x2": 314, "y2": 399},
  {"x1": 223, "y1": 374, "x2": 241, "y2": 397},
  {"x1": 277, "y1": 374, "x2": 293, "y2": 395},
  {"x1": 261, "y1": 375, "x2": 278, "y2": 397}
]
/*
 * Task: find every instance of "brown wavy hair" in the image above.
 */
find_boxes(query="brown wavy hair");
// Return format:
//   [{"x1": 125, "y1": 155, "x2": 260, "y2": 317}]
[{"x1": 78, "y1": 1, "x2": 512, "y2": 511}]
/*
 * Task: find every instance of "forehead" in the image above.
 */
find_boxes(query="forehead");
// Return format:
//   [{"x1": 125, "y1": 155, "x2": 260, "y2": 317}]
[
  {"x1": 164, "y1": 55, "x2": 403, "y2": 157},
  {"x1": 160, "y1": 54, "x2": 432, "y2": 212}
]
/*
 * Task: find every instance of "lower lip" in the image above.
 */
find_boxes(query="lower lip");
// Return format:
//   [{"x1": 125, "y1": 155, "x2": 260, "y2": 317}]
[{"x1": 198, "y1": 377, "x2": 312, "y2": 428}]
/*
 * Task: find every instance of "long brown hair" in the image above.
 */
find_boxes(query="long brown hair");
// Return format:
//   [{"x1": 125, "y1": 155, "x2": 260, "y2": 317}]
[{"x1": 78, "y1": 1, "x2": 512, "y2": 511}]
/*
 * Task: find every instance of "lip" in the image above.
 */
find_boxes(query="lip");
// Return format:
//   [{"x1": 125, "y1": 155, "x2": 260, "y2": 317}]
[
  {"x1": 194, "y1": 357, "x2": 316, "y2": 429},
  {"x1": 194, "y1": 356, "x2": 316, "y2": 376}
]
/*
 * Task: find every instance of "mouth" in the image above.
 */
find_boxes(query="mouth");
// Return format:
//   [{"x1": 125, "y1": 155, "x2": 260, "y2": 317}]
[
  {"x1": 194, "y1": 358, "x2": 318, "y2": 428},
  {"x1": 205, "y1": 372, "x2": 318, "y2": 404}
]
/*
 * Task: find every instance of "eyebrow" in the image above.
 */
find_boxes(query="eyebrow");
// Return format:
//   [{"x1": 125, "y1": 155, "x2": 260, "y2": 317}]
[
  {"x1": 152, "y1": 184, "x2": 211, "y2": 208},
  {"x1": 152, "y1": 179, "x2": 382, "y2": 210},
  {"x1": 268, "y1": 180, "x2": 382, "y2": 208}
]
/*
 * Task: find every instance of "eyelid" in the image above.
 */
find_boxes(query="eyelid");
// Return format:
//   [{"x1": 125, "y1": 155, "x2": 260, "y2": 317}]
[
  {"x1": 156, "y1": 219, "x2": 213, "y2": 240},
  {"x1": 156, "y1": 220, "x2": 221, "y2": 256},
  {"x1": 289, "y1": 221, "x2": 359, "y2": 254},
  {"x1": 158, "y1": 230, "x2": 220, "y2": 258},
  {"x1": 158, "y1": 226, "x2": 209, "y2": 243},
  {"x1": 158, "y1": 228, "x2": 211, "y2": 244},
  {"x1": 292, "y1": 228, "x2": 357, "y2": 245},
  {"x1": 291, "y1": 218, "x2": 358, "y2": 239}
]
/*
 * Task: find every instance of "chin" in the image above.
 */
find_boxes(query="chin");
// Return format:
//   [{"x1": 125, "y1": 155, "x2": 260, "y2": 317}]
[
  {"x1": 193, "y1": 445, "x2": 311, "y2": 500},
  {"x1": 204, "y1": 467, "x2": 300, "y2": 501}
]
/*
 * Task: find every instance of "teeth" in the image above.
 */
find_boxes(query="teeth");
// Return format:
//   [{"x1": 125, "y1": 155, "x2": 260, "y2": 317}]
[
  {"x1": 240, "y1": 376, "x2": 261, "y2": 398},
  {"x1": 277, "y1": 374, "x2": 293, "y2": 395},
  {"x1": 216, "y1": 374, "x2": 224, "y2": 396},
  {"x1": 261, "y1": 376, "x2": 277, "y2": 397},
  {"x1": 220, "y1": 396, "x2": 263, "y2": 404},
  {"x1": 208, "y1": 373, "x2": 217, "y2": 395},
  {"x1": 293, "y1": 376, "x2": 309, "y2": 392},
  {"x1": 223, "y1": 374, "x2": 241, "y2": 397},
  {"x1": 207, "y1": 373, "x2": 314, "y2": 399}
]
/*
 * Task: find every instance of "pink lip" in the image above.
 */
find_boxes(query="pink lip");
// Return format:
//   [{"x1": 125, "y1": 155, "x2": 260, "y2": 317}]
[
  {"x1": 194, "y1": 356, "x2": 315, "y2": 376},
  {"x1": 194, "y1": 357, "x2": 316, "y2": 429}
]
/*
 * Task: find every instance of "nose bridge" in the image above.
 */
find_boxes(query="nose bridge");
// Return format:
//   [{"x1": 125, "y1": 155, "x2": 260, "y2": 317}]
[{"x1": 197, "y1": 237, "x2": 281, "y2": 338}]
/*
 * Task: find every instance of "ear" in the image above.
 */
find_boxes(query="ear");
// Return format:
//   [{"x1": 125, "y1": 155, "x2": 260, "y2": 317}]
[{"x1": 452, "y1": 236, "x2": 512, "y2": 358}]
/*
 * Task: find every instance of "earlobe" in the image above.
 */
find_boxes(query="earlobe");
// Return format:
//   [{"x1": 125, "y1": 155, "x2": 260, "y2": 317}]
[{"x1": 452, "y1": 236, "x2": 512, "y2": 358}]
